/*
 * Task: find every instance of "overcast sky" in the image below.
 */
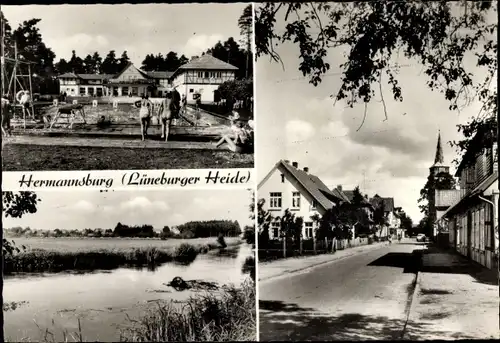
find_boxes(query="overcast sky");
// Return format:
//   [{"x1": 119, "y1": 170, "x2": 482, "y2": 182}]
[
  {"x1": 3, "y1": 189, "x2": 253, "y2": 231},
  {"x1": 2, "y1": 3, "x2": 247, "y2": 66},
  {"x1": 256, "y1": 7, "x2": 496, "y2": 223}
]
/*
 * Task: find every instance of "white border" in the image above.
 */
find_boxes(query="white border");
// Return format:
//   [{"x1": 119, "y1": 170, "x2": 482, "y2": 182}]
[{"x1": 2, "y1": 168, "x2": 254, "y2": 191}]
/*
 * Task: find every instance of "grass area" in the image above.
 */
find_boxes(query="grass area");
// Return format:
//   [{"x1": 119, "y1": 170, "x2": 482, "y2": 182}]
[
  {"x1": 8, "y1": 237, "x2": 240, "y2": 252},
  {"x1": 2, "y1": 144, "x2": 254, "y2": 171},
  {"x1": 120, "y1": 280, "x2": 256, "y2": 342},
  {"x1": 4, "y1": 238, "x2": 241, "y2": 275}
]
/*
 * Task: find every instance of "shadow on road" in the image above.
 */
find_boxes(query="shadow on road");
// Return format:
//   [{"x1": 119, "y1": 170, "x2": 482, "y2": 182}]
[
  {"x1": 367, "y1": 249, "x2": 425, "y2": 273},
  {"x1": 259, "y1": 300, "x2": 477, "y2": 341}
]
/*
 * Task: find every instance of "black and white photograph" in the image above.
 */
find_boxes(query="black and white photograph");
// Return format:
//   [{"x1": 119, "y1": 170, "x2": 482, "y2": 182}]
[
  {"x1": 255, "y1": 2, "x2": 498, "y2": 341},
  {"x1": 2, "y1": 189, "x2": 256, "y2": 342},
  {"x1": 1, "y1": 3, "x2": 254, "y2": 171}
]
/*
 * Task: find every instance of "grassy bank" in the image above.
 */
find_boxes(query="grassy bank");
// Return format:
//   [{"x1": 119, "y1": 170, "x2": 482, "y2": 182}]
[
  {"x1": 120, "y1": 280, "x2": 256, "y2": 342},
  {"x1": 3, "y1": 240, "x2": 239, "y2": 275},
  {"x1": 2, "y1": 144, "x2": 254, "y2": 171}
]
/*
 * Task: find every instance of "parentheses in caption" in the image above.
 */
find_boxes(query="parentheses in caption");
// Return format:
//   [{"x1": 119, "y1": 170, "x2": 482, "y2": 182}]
[
  {"x1": 121, "y1": 172, "x2": 128, "y2": 186},
  {"x1": 246, "y1": 170, "x2": 251, "y2": 183}
]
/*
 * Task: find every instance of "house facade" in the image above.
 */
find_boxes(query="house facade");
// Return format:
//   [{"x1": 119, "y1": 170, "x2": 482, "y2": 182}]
[
  {"x1": 258, "y1": 160, "x2": 347, "y2": 240},
  {"x1": 369, "y1": 194, "x2": 396, "y2": 237},
  {"x1": 437, "y1": 123, "x2": 499, "y2": 270},
  {"x1": 58, "y1": 63, "x2": 173, "y2": 98},
  {"x1": 170, "y1": 54, "x2": 238, "y2": 104}
]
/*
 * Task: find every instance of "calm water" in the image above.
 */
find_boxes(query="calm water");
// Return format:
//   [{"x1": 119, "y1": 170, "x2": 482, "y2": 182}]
[{"x1": 4, "y1": 244, "x2": 253, "y2": 342}]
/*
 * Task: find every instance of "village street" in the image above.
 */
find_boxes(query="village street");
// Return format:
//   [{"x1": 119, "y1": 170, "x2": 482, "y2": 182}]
[{"x1": 259, "y1": 239, "x2": 499, "y2": 341}]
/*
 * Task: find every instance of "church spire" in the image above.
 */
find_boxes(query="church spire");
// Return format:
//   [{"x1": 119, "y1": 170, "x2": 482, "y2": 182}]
[{"x1": 434, "y1": 130, "x2": 444, "y2": 165}]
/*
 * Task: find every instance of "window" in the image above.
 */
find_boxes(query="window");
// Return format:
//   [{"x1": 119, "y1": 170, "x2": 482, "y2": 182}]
[
  {"x1": 204, "y1": 71, "x2": 210, "y2": 78},
  {"x1": 271, "y1": 222, "x2": 280, "y2": 239},
  {"x1": 304, "y1": 222, "x2": 313, "y2": 239},
  {"x1": 132, "y1": 87, "x2": 138, "y2": 96},
  {"x1": 197, "y1": 72, "x2": 203, "y2": 78},
  {"x1": 88, "y1": 87, "x2": 94, "y2": 96},
  {"x1": 269, "y1": 192, "x2": 282, "y2": 209},
  {"x1": 79, "y1": 87, "x2": 85, "y2": 95},
  {"x1": 310, "y1": 200, "x2": 317, "y2": 210},
  {"x1": 96, "y1": 87, "x2": 103, "y2": 97},
  {"x1": 479, "y1": 208, "x2": 485, "y2": 250},
  {"x1": 281, "y1": 174, "x2": 285, "y2": 183},
  {"x1": 189, "y1": 89, "x2": 194, "y2": 93},
  {"x1": 122, "y1": 87, "x2": 129, "y2": 95},
  {"x1": 292, "y1": 192, "x2": 301, "y2": 208}
]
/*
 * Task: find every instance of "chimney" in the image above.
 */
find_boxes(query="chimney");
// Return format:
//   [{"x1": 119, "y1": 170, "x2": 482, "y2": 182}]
[
  {"x1": 292, "y1": 161, "x2": 298, "y2": 168},
  {"x1": 284, "y1": 159, "x2": 290, "y2": 164},
  {"x1": 337, "y1": 185, "x2": 342, "y2": 192},
  {"x1": 303, "y1": 167, "x2": 309, "y2": 173}
]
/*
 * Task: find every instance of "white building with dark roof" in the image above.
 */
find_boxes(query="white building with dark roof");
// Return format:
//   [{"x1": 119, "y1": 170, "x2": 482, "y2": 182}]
[
  {"x1": 58, "y1": 63, "x2": 174, "y2": 98},
  {"x1": 170, "y1": 54, "x2": 238, "y2": 104},
  {"x1": 258, "y1": 160, "x2": 349, "y2": 240}
]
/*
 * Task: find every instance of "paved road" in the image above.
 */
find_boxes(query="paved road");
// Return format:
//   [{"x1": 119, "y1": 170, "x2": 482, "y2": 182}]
[{"x1": 259, "y1": 241, "x2": 426, "y2": 341}]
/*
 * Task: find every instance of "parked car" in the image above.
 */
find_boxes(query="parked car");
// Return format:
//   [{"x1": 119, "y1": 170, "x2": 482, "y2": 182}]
[{"x1": 416, "y1": 234, "x2": 427, "y2": 242}]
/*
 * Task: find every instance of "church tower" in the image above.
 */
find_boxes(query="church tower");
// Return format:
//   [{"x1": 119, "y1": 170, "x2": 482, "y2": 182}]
[
  {"x1": 429, "y1": 130, "x2": 450, "y2": 177},
  {"x1": 428, "y1": 130, "x2": 450, "y2": 238}
]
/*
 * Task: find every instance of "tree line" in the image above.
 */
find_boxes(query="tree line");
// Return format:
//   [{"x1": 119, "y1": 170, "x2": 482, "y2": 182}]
[
  {"x1": 4, "y1": 219, "x2": 242, "y2": 239},
  {"x1": 0, "y1": 5, "x2": 253, "y2": 95}
]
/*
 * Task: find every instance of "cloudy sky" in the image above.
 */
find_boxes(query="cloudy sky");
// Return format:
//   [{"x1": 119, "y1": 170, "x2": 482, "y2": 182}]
[
  {"x1": 3, "y1": 189, "x2": 253, "y2": 231},
  {"x1": 2, "y1": 3, "x2": 247, "y2": 66},
  {"x1": 256, "y1": 6, "x2": 496, "y2": 223}
]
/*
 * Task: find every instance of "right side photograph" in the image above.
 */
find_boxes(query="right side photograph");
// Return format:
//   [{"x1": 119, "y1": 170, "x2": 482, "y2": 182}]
[{"x1": 254, "y1": 2, "x2": 499, "y2": 341}]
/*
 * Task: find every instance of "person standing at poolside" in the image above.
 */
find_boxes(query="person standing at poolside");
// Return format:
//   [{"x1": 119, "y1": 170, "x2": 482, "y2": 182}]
[
  {"x1": 139, "y1": 95, "x2": 153, "y2": 141},
  {"x1": 158, "y1": 90, "x2": 173, "y2": 141}
]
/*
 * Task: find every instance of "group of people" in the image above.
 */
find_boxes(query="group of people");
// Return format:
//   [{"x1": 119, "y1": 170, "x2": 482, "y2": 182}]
[
  {"x1": 215, "y1": 110, "x2": 254, "y2": 153},
  {"x1": 138, "y1": 86, "x2": 182, "y2": 142}
]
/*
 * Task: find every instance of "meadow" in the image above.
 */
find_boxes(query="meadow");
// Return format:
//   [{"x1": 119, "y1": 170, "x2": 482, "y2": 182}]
[{"x1": 4, "y1": 237, "x2": 241, "y2": 275}]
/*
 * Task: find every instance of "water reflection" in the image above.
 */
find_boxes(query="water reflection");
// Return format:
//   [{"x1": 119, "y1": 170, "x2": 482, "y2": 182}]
[{"x1": 4, "y1": 244, "x2": 254, "y2": 342}]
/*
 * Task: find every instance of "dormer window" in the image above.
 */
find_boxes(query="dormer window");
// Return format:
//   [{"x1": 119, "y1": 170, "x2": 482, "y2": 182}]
[
  {"x1": 281, "y1": 174, "x2": 285, "y2": 183},
  {"x1": 310, "y1": 200, "x2": 317, "y2": 211}
]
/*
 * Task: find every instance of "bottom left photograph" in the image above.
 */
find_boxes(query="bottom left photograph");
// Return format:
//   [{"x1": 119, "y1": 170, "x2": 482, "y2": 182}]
[{"x1": 2, "y1": 188, "x2": 256, "y2": 342}]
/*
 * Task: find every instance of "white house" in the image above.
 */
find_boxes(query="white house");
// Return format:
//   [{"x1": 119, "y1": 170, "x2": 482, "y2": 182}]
[
  {"x1": 58, "y1": 63, "x2": 173, "y2": 98},
  {"x1": 170, "y1": 54, "x2": 238, "y2": 104},
  {"x1": 258, "y1": 160, "x2": 348, "y2": 240}
]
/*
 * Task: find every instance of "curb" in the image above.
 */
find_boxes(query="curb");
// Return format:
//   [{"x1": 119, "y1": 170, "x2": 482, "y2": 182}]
[
  {"x1": 401, "y1": 271, "x2": 422, "y2": 340},
  {"x1": 259, "y1": 242, "x2": 388, "y2": 282}
]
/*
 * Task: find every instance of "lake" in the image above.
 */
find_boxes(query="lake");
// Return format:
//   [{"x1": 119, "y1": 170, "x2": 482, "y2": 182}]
[{"x1": 4, "y1": 243, "x2": 253, "y2": 342}]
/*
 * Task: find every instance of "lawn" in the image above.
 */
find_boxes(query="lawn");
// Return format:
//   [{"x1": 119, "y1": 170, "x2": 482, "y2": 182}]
[
  {"x1": 10, "y1": 237, "x2": 241, "y2": 252},
  {"x1": 1, "y1": 144, "x2": 254, "y2": 171}
]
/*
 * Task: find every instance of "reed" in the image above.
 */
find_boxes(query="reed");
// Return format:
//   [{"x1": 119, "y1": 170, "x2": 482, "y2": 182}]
[
  {"x1": 119, "y1": 279, "x2": 256, "y2": 342},
  {"x1": 3, "y1": 243, "x2": 222, "y2": 275}
]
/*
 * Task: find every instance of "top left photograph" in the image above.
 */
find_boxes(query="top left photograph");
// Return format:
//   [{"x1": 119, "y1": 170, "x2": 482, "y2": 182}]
[{"x1": 1, "y1": 3, "x2": 254, "y2": 172}]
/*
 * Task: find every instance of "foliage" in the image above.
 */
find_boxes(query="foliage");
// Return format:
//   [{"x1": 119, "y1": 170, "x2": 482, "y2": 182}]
[
  {"x1": 277, "y1": 209, "x2": 304, "y2": 247},
  {"x1": 399, "y1": 211, "x2": 414, "y2": 233},
  {"x1": 3, "y1": 243, "x2": 220, "y2": 274},
  {"x1": 2, "y1": 191, "x2": 41, "y2": 218},
  {"x1": 238, "y1": 4, "x2": 253, "y2": 79},
  {"x1": 256, "y1": 198, "x2": 273, "y2": 248},
  {"x1": 418, "y1": 171, "x2": 457, "y2": 216},
  {"x1": 206, "y1": 36, "x2": 253, "y2": 79},
  {"x1": 113, "y1": 222, "x2": 155, "y2": 238},
  {"x1": 217, "y1": 78, "x2": 253, "y2": 111},
  {"x1": 141, "y1": 51, "x2": 189, "y2": 72},
  {"x1": 372, "y1": 200, "x2": 389, "y2": 236},
  {"x1": 177, "y1": 220, "x2": 241, "y2": 238},
  {"x1": 120, "y1": 280, "x2": 256, "y2": 342},
  {"x1": 255, "y1": 2, "x2": 497, "y2": 150}
]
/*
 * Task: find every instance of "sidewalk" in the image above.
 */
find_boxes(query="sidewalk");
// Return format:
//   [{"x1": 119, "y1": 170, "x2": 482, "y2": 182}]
[
  {"x1": 258, "y1": 241, "x2": 388, "y2": 282},
  {"x1": 404, "y1": 246, "x2": 499, "y2": 340}
]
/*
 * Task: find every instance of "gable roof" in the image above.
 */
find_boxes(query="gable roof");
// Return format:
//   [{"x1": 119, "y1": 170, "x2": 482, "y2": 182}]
[
  {"x1": 145, "y1": 71, "x2": 174, "y2": 79},
  {"x1": 78, "y1": 74, "x2": 114, "y2": 80},
  {"x1": 369, "y1": 195, "x2": 395, "y2": 212},
  {"x1": 258, "y1": 160, "x2": 348, "y2": 212},
  {"x1": 110, "y1": 62, "x2": 151, "y2": 81},
  {"x1": 58, "y1": 72, "x2": 79, "y2": 78},
  {"x1": 342, "y1": 189, "x2": 372, "y2": 207},
  {"x1": 179, "y1": 54, "x2": 238, "y2": 71}
]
